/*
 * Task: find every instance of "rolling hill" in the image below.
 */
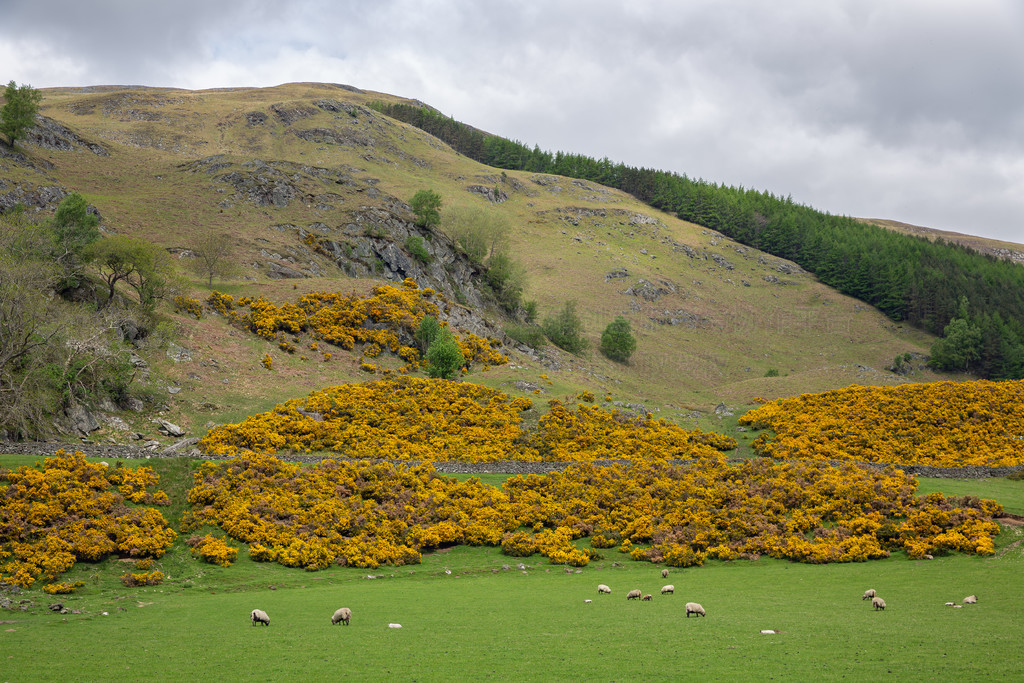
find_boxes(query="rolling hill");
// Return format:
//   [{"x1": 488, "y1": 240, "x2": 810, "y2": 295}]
[{"x1": 0, "y1": 82, "x2": 982, "y2": 440}]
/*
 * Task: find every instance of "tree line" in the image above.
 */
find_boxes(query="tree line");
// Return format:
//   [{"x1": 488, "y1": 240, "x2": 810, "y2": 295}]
[{"x1": 371, "y1": 101, "x2": 1024, "y2": 380}]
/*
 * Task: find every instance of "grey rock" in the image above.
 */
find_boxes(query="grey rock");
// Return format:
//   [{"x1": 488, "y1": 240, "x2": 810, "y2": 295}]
[
  {"x1": 68, "y1": 404, "x2": 100, "y2": 435},
  {"x1": 155, "y1": 419, "x2": 185, "y2": 437}
]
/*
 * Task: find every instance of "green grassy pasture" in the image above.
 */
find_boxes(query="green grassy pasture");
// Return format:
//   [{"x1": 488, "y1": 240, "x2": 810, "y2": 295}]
[
  {"x1": 3, "y1": 455, "x2": 1023, "y2": 680},
  {"x1": 4, "y1": 546, "x2": 1022, "y2": 681}
]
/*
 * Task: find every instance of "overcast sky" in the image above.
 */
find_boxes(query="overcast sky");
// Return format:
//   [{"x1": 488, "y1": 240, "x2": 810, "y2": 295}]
[{"x1": 2, "y1": 0, "x2": 1023, "y2": 244}]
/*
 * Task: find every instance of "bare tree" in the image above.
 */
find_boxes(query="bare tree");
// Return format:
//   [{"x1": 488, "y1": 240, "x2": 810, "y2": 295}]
[{"x1": 191, "y1": 232, "x2": 235, "y2": 287}]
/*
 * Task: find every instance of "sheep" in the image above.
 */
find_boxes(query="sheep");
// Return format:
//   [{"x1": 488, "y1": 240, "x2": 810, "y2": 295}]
[
  {"x1": 661, "y1": 568, "x2": 669, "y2": 579},
  {"x1": 250, "y1": 609, "x2": 270, "y2": 626},
  {"x1": 597, "y1": 584, "x2": 612, "y2": 594},
  {"x1": 862, "y1": 589, "x2": 876, "y2": 600},
  {"x1": 661, "y1": 585, "x2": 674, "y2": 595},
  {"x1": 685, "y1": 602, "x2": 705, "y2": 617},
  {"x1": 332, "y1": 607, "x2": 352, "y2": 626},
  {"x1": 963, "y1": 595, "x2": 978, "y2": 604},
  {"x1": 626, "y1": 589, "x2": 642, "y2": 600},
  {"x1": 871, "y1": 597, "x2": 886, "y2": 611},
  {"x1": 642, "y1": 594, "x2": 653, "y2": 601}
]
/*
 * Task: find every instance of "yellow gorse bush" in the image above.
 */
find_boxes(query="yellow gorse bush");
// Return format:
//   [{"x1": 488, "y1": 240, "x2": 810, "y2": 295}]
[
  {"x1": 740, "y1": 379, "x2": 1024, "y2": 466},
  {"x1": 0, "y1": 450, "x2": 177, "y2": 588},
  {"x1": 199, "y1": 378, "x2": 736, "y2": 462},
  {"x1": 204, "y1": 278, "x2": 507, "y2": 370},
  {"x1": 187, "y1": 453, "x2": 1000, "y2": 572}
]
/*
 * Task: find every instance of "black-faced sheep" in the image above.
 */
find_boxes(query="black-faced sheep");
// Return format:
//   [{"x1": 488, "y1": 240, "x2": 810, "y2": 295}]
[
  {"x1": 685, "y1": 602, "x2": 705, "y2": 617},
  {"x1": 642, "y1": 594, "x2": 653, "y2": 601},
  {"x1": 626, "y1": 589, "x2": 642, "y2": 600},
  {"x1": 963, "y1": 595, "x2": 978, "y2": 604},
  {"x1": 862, "y1": 589, "x2": 876, "y2": 600},
  {"x1": 661, "y1": 568, "x2": 669, "y2": 579},
  {"x1": 251, "y1": 609, "x2": 270, "y2": 626},
  {"x1": 332, "y1": 607, "x2": 352, "y2": 625},
  {"x1": 597, "y1": 584, "x2": 612, "y2": 594},
  {"x1": 871, "y1": 597, "x2": 886, "y2": 611},
  {"x1": 661, "y1": 585, "x2": 674, "y2": 595}
]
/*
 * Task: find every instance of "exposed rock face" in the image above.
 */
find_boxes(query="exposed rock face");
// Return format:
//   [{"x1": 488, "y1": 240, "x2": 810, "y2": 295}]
[
  {"x1": 23, "y1": 116, "x2": 109, "y2": 155},
  {"x1": 68, "y1": 404, "x2": 100, "y2": 436},
  {"x1": 466, "y1": 185, "x2": 508, "y2": 203},
  {"x1": 624, "y1": 278, "x2": 677, "y2": 302}
]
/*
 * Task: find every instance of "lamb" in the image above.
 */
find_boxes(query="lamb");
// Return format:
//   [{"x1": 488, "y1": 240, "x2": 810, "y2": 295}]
[
  {"x1": 871, "y1": 597, "x2": 886, "y2": 611},
  {"x1": 685, "y1": 602, "x2": 705, "y2": 617},
  {"x1": 597, "y1": 584, "x2": 612, "y2": 594},
  {"x1": 626, "y1": 589, "x2": 642, "y2": 600},
  {"x1": 251, "y1": 609, "x2": 270, "y2": 626},
  {"x1": 661, "y1": 585, "x2": 674, "y2": 595},
  {"x1": 862, "y1": 589, "x2": 876, "y2": 600},
  {"x1": 963, "y1": 595, "x2": 978, "y2": 604},
  {"x1": 662, "y1": 568, "x2": 669, "y2": 579},
  {"x1": 332, "y1": 607, "x2": 352, "y2": 626},
  {"x1": 642, "y1": 594, "x2": 653, "y2": 601}
]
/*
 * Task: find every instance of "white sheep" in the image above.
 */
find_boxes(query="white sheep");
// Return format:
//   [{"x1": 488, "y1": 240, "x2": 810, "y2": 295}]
[
  {"x1": 597, "y1": 584, "x2": 612, "y2": 594},
  {"x1": 685, "y1": 602, "x2": 705, "y2": 617},
  {"x1": 862, "y1": 589, "x2": 876, "y2": 600},
  {"x1": 332, "y1": 607, "x2": 352, "y2": 626},
  {"x1": 661, "y1": 585, "x2": 674, "y2": 595},
  {"x1": 626, "y1": 589, "x2": 642, "y2": 600},
  {"x1": 871, "y1": 597, "x2": 886, "y2": 611},
  {"x1": 963, "y1": 595, "x2": 978, "y2": 604},
  {"x1": 661, "y1": 568, "x2": 669, "y2": 579},
  {"x1": 642, "y1": 594, "x2": 653, "y2": 601},
  {"x1": 251, "y1": 609, "x2": 270, "y2": 626}
]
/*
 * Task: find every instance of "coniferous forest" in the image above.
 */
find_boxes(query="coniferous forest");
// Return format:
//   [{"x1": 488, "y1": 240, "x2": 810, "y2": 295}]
[{"x1": 371, "y1": 102, "x2": 1024, "y2": 380}]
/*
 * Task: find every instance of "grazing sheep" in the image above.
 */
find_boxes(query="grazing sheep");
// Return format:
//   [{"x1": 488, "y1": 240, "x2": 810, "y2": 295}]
[
  {"x1": 871, "y1": 597, "x2": 886, "y2": 611},
  {"x1": 685, "y1": 602, "x2": 706, "y2": 618},
  {"x1": 944, "y1": 602, "x2": 956, "y2": 607},
  {"x1": 388, "y1": 623, "x2": 402, "y2": 629},
  {"x1": 642, "y1": 594, "x2": 653, "y2": 601},
  {"x1": 597, "y1": 584, "x2": 612, "y2": 594},
  {"x1": 661, "y1": 568, "x2": 669, "y2": 579},
  {"x1": 584, "y1": 599, "x2": 593, "y2": 604},
  {"x1": 626, "y1": 589, "x2": 642, "y2": 600},
  {"x1": 862, "y1": 589, "x2": 876, "y2": 600},
  {"x1": 661, "y1": 585, "x2": 674, "y2": 595},
  {"x1": 963, "y1": 595, "x2": 978, "y2": 604},
  {"x1": 251, "y1": 609, "x2": 270, "y2": 626},
  {"x1": 332, "y1": 607, "x2": 352, "y2": 626}
]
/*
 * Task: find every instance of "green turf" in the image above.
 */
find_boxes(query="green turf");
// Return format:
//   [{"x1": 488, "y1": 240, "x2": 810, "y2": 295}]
[{"x1": 3, "y1": 454, "x2": 1023, "y2": 680}]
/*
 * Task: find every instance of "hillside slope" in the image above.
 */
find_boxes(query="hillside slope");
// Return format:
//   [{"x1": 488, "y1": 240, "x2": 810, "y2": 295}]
[{"x1": 2, "y1": 82, "x2": 952, "y2": 437}]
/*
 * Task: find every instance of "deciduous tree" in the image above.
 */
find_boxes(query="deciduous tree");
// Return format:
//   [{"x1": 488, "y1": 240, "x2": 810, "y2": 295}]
[
  {"x1": 600, "y1": 316, "x2": 637, "y2": 363},
  {"x1": 0, "y1": 81, "x2": 42, "y2": 148}
]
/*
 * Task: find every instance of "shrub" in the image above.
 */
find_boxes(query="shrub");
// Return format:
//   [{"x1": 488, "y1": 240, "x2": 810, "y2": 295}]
[
  {"x1": 188, "y1": 534, "x2": 238, "y2": 568},
  {"x1": 121, "y1": 570, "x2": 164, "y2": 587},
  {"x1": 425, "y1": 331, "x2": 465, "y2": 379},
  {"x1": 42, "y1": 581, "x2": 83, "y2": 594},
  {"x1": 501, "y1": 531, "x2": 538, "y2": 557},
  {"x1": 410, "y1": 189, "x2": 442, "y2": 230},
  {"x1": 599, "y1": 316, "x2": 636, "y2": 363},
  {"x1": 542, "y1": 300, "x2": 588, "y2": 355},
  {"x1": 504, "y1": 323, "x2": 546, "y2": 349},
  {"x1": 764, "y1": 368, "x2": 780, "y2": 377},
  {"x1": 405, "y1": 236, "x2": 432, "y2": 264}
]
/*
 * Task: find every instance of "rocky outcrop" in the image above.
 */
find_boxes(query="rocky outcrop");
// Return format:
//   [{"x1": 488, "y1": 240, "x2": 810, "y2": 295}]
[
  {"x1": 624, "y1": 278, "x2": 677, "y2": 302},
  {"x1": 24, "y1": 116, "x2": 109, "y2": 155}
]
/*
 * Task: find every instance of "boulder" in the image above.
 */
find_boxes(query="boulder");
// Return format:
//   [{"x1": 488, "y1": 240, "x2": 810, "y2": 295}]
[
  {"x1": 155, "y1": 419, "x2": 185, "y2": 437},
  {"x1": 68, "y1": 404, "x2": 100, "y2": 435}
]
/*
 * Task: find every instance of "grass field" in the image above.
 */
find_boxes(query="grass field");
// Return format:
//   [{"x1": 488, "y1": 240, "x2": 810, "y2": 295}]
[{"x1": 2, "y1": 453, "x2": 1023, "y2": 680}]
